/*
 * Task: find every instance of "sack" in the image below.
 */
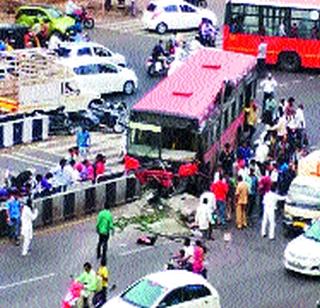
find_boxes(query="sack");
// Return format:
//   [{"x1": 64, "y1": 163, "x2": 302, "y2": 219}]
[
  {"x1": 92, "y1": 290, "x2": 106, "y2": 308},
  {"x1": 136, "y1": 235, "x2": 157, "y2": 246}
]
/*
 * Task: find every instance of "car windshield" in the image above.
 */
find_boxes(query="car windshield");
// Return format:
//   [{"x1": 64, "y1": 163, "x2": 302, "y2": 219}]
[
  {"x1": 288, "y1": 183, "x2": 320, "y2": 201},
  {"x1": 47, "y1": 7, "x2": 63, "y2": 18},
  {"x1": 121, "y1": 279, "x2": 165, "y2": 308},
  {"x1": 304, "y1": 221, "x2": 320, "y2": 242}
]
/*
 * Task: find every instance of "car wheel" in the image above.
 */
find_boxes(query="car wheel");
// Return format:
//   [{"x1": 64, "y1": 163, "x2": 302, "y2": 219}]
[
  {"x1": 278, "y1": 52, "x2": 301, "y2": 72},
  {"x1": 156, "y1": 22, "x2": 168, "y2": 34},
  {"x1": 83, "y1": 18, "x2": 95, "y2": 29},
  {"x1": 123, "y1": 81, "x2": 135, "y2": 95}
]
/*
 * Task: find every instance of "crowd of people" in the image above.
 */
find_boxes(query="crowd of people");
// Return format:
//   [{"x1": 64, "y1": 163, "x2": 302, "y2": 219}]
[{"x1": 190, "y1": 72, "x2": 308, "y2": 241}]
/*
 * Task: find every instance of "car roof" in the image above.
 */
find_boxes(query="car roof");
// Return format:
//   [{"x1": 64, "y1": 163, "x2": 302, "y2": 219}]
[
  {"x1": 144, "y1": 270, "x2": 218, "y2": 293},
  {"x1": 59, "y1": 56, "x2": 117, "y2": 67},
  {"x1": 292, "y1": 175, "x2": 320, "y2": 187}
]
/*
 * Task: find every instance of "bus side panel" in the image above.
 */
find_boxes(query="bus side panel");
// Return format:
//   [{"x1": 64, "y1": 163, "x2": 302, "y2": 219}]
[{"x1": 203, "y1": 112, "x2": 244, "y2": 172}]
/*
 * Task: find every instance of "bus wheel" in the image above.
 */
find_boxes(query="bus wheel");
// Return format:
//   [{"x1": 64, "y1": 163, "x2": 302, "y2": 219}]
[{"x1": 278, "y1": 52, "x2": 301, "y2": 72}]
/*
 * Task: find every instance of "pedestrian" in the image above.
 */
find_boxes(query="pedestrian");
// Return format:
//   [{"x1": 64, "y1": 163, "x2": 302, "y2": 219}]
[
  {"x1": 96, "y1": 208, "x2": 114, "y2": 261},
  {"x1": 235, "y1": 175, "x2": 249, "y2": 229},
  {"x1": 261, "y1": 183, "x2": 286, "y2": 240},
  {"x1": 6, "y1": 192, "x2": 22, "y2": 245},
  {"x1": 258, "y1": 169, "x2": 272, "y2": 217},
  {"x1": 244, "y1": 100, "x2": 258, "y2": 141},
  {"x1": 183, "y1": 238, "x2": 194, "y2": 265},
  {"x1": 257, "y1": 37, "x2": 267, "y2": 78},
  {"x1": 76, "y1": 127, "x2": 91, "y2": 159},
  {"x1": 192, "y1": 240, "x2": 206, "y2": 278},
  {"x1": 21, "y1": 198, "x2": 38, "y2": 256},
  {"x1": 264, "y1": 95, "x2": 277, "y2": 125},
  {"x1": 210, "y1": 174, "x2": 228, "y2": 227},
  {"x1": 96, "y1": 257, "x2": 109, "y2": 301},
  {"x1": 94, "y1": 154, "x2": 106, "y2": 180},
  {"x1": 76, "y1": 262, "x2": 98, "y2": 308},
  {"x1": 260, "y1": 73, "x2": 278, "y2": 112},
  {"x1": 295, "y1": 104, "x2": 306, "y2": 147},
  {"x1": 219, "y1": 143, "x2": 235, "y2": 177},
  {"x1": 195, "y1": 194, "x2": 213, "y2": 240},
  {"x1": 246, "y1": 168, "x2": 258, "y2": 225}
]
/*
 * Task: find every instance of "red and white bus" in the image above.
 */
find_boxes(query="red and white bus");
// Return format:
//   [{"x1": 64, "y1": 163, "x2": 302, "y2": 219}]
[
  {"x1": 223, "y1": 0, "x2": 320, "y2": 71},
  {"x1": 127, "y1": 49, "x2": 257, "y2": 174}
]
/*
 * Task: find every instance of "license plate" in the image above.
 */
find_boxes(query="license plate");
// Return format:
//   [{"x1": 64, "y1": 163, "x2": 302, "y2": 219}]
[{"x1": 292, "y1": 221, "x2": 306, "y2": 228}]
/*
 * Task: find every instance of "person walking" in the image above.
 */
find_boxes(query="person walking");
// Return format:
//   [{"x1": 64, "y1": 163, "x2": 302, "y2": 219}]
[
  {"x1": 76, "y1": 127, "x2": 91, "y2": 159},
  {"x1": 219, "y1": 143, "x2": 235, "y2": 177},
  {"x1": 295, "y1": 104, "x2": 306, "y2": 147},
  {"x1": 235, "y1": 175, "x2": 249, "y2": 229},
  {"x1": 210, "y1": 174, "x2": 229, "y2": 228},
  {"x1": 195, "y1": 194, "x2": 213, "y2": 240},
  {"x1": 6, "y1": 192, "x2": 22, "y2": 246},
  {"x1": 257, "y1": 37, "x2": 267, "y2": 78},
  {"x1": 261, "y1": 184, "x2": 286, "y2": 240},
  {"x1": 260, "y1": 73, "x2": 278, "y2": 112},
  {"x1": 246, "y1": 168, "x2": 258, "y2": 226},
  {"x1": 96, "y1": 209, "x2": 114, "y2": 261},
  {"x1": 244, "y1": 101, "x2": 258, "y2": 141},
  {"x1": 96, "y1": 257, "x2": 109, "y2": 302},
  {"x1": 21, "y1": 198, "x2": 38, "y2": 256}
]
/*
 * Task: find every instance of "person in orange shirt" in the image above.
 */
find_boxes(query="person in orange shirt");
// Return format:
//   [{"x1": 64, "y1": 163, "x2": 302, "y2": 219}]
[{"x1": 235, "y1": 175, "x2": 249, "y2": 229}]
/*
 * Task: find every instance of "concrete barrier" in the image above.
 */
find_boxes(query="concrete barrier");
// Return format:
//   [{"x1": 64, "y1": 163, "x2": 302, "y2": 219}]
[{"x1": 0, "y1": 174, "x2": 140, "y2": 236}]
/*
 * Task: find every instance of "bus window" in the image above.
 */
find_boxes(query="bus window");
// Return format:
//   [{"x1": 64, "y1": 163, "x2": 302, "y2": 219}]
[
  {"x1": 245, "y1": 83, "x2": 252, "y2": 104},
  {"x1": 231, "y1": 98, "x2": 237, "y2": 119},
  {"x1": 223, "y1": 108, "x2": 229, "y2": 131},
  {"x1": 223, "y1": 82, "x2": 234, "y2": 103},
  {"x1": 262, "y1": 7, "x2": 288, "y2": 37},
  {"x1": 161, "y1": 127, "x2": 197, "y2": 152},
  {"x1": 291, "y1": 9, "x2": 319, "y2": 39}
]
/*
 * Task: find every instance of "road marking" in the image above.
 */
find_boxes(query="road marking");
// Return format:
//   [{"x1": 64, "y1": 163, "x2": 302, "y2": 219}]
[
  {"x1": 14, "y1": 152, "x2": 57, "y2": 167},
  {"x1": 0, "y1": 273, "x2": 56, "y2": 290},
  {"x1": 0, "y1": 153, "x2": 54, "y2": 169}
]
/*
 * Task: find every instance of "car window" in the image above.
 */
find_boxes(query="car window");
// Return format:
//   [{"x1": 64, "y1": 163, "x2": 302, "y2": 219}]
[
  {"x1": 158, "y1": 288, "x2": 184, "y2": 307},
  {"x1": 121, "y1": 279, "x2": 165, "y2": 308},
  {"x1": 46, "y1": 7, "x2": 63, "y2": 18},
  {"x1": 36, "y1": 10, "x2": 47, "y2": 18},
  {"x1": 93, "y1": 47, "x2": 111, "y2": 57},
  {"x1": 77, "y1": 47, "x2": 92, "y2": 56},
  {"x1": 181, "y1": 284, "x2": 211, "y2": 301},
  {"x1": 180, "y1": 5, "x2": 196, "y2": 13},
  {"x1": 164, "y1": 5, "x2": 178, "y2": 13},
  {"x1": 98, "y1": 63, "x2": 118, "y2": 73},
  {"x1": 74, "y1": 64, "x2": 98, "y2": 75},
  {"x1": 26, "y1": 9, "x2": 39, "y2": 17},
  {"x1": 147, "y1": 3, "x2": 157, "y2": 12}
]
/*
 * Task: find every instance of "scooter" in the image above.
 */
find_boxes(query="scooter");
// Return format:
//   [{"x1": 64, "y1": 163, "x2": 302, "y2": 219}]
[
  {"x1": 71, "y1": 6, "x2": 95, "y2": 29},
  {"x1": 145, "y1": 55, "x2": 174, "y2": 77},
  {"x1": 45, "y1": 107, "x2": 77, "y2": 136}
]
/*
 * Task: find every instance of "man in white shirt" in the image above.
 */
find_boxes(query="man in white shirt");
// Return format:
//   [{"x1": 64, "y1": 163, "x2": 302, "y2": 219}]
[
  {"x1": 295, "y1": 104, "x2": 306, "y2": 147},
  {"x1": 195, "y1": 194, "x2": 214, "y2": 240},
  {"x1": 261, "y1": 184, "x2": 286, "y2": 240},
  {"x1": 260, "y1": 73, "x2": 278, "y2": 112},
  {"x1": 257, "y1": 38, "x2": 267, "y2": 77}
]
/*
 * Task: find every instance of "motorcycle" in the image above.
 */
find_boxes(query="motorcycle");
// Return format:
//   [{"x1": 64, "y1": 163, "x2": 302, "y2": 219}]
[
  {"x1": 72, "y1": 6, "x2": 95, "y2": 29},
  {"x1": 145, "y1": 55, "x2": 175, "y2": 77}
]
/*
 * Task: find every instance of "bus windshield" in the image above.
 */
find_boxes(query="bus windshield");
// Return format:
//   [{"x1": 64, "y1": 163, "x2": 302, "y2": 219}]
[{"x1": 128, "y1": 122, "x2": 161, "y2": 159}]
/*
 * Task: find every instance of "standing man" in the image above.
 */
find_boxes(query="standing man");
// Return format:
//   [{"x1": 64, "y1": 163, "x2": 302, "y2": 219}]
[
  {"x1": 210, "y1": 174, "x2": 229, "y2": 228},
  {"x1": 76, "y1": 127, "x2": 91, "y2": 159},
  {"x1": 235, "y1": 175, "x2": 249, "y2": 229},
  {"x1": 195, "y1": 195, "x2": 213, "y2": 240},
  {"x1": 219, "y1": 143, "x2": 235, "y2": 177},
  {"x1": 21, "y1": 198, "x2": 38, "y2": 256},
  {"x1": 295, "y1": 104, "x2": 306, "y2": 147},
  {"x1": 261, "y1": 183, "x2": 286, "y2": 240},
  {"x1": 6, "y1": 192, "x2": 22, "y2": 246},
  {"x1": 96, "y1": 208, "x2": 114, "y2": 261},
  {"x1": 257, "y1": 37, "x2": 267, "y2": 78},
  {"x1": 246, "y1": 168, "x2": 258, "y2": 226},
  {"x1": 260, "y1": 73, "x2": 278, "y2": 113}
]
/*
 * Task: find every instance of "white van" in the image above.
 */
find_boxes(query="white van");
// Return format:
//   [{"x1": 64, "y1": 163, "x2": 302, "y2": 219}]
[
  {"x1": 283, "y1": 175, "x2": 320, "y2": 236},
  {"x1": 59, "y1": 57, "x2": 138, "y2": 96}
]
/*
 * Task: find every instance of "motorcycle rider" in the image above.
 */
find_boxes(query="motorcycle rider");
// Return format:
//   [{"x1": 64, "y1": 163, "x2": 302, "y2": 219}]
[
  {"x1": 199, "y1": 18, "x2": 216, "y2": 47},
  {"x1": 65, "y1": 0, "x2": 82, "y2": 17},
  {"x1": 152, "y1": 39, "x2": 168, "y2": 70}
]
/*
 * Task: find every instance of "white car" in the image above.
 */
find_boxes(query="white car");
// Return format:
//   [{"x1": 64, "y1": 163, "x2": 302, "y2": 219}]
[
  {"x1": 284, "y1": 220, "x2": 320, "y2": 276},
  {"x1": 142, "y1": 0, "x2": 217, "y2": 34},
  {"x1": 54, "y1": 42, "x2": 127, "y2": 67},
  {"x1": 60, "y1": 57, "x2": 138, "y2": 96},
  {"x1": 103, "y1": 270, "x2": 221, "y2": 308}
]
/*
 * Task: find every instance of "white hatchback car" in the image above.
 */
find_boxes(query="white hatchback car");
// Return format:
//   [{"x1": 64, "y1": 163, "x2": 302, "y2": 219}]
[
  {"x1": 284, "y1": 220, "x2": 320, "y2": 276},
  {"x1": 142, "y1": 0, "x2": 217, "y2": 34},
  {"x1": 103, "y1": 270, "x2": 221, "y2": 308},
  {"x1": 54, "y1": 42, "x2": 127, "y2": 67},
  {"x1": 60, "y1": 57, "x2": 138, "y2": 96}
]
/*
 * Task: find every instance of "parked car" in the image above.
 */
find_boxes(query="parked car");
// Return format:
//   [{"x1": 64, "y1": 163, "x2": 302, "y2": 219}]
[
  {"x1": 0, "y1": 24, "x2": 29, "y2": 49},
  {"x1": 284, "y1": 219, "x2": 320, "y2": 276},
  {"x1": 16, "y1": 4, "x2": 75, "y2": 38},
  {"x1": 54, "y1": 42, "x2": 127, "y2": 67},
  {"x1": 59, "y1": 57, "x2": 138, "y2": 96},
  {"x1": 142, "y1": 0, "x2": 217, "y2": 34},
  {"x1": 283, "y1": 175, "x2": 320, "y2": 236},
  {"x1": 103, "y1": 270, "x2": 221, "y2": 308}
]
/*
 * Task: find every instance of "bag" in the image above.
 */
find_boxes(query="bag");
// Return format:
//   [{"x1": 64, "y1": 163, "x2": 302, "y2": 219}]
[
  {"x1": 136, "y1": 235, "x2": 157, "y2": 246},
  {"x1": 92, "y1": 290, "x2": 106, "y2": 308}
]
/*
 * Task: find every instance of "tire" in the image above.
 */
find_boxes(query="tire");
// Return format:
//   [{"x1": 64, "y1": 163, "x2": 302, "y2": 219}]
[
  {"x1": 83, "y1": 18, "x2": 95, "y2": 29},
  {"x1": 278, "y1": 52, "x2": 301, "y2": 72},
  {"x1": 147, "y1": 64, "x2": 156, "y2": 77},
  {"x1": 123, "y1": 81, "x2": 135, "y2": 95},
  {"x1": 156, "y1": 22, "x2": 168, "y2": 34},
  {"x1": 113, "y1": 122, "x2": 125, "y2": 134}
]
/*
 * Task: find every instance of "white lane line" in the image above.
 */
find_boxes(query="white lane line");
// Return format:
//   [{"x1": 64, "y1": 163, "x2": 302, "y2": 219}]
[
  {"x1": 14, "y1": 152, "x2": 56, "y2": 167},
  {"x1": 0, "y1": 153, "x2": 54, "y2": 169},
  {"x1": 0, "y1": 273, "x2": 56, "y2": 290}
]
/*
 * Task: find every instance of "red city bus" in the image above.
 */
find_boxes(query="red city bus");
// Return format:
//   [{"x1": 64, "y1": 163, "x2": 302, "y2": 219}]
[
  {"x1": 223, "y1": 0, "x2": 320, "y2": 71},
  {"x1": 127, "y1": 48, "x2": 257, "y2": 176}
]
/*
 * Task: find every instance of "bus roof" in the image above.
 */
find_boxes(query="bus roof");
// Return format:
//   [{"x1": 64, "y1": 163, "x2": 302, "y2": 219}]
[
  {"x1": 228, "y1": 0, "x2": 320, "y2": 10},
  {"x1": 132, "y1": 48, "x2": 256, "y2": 124}
]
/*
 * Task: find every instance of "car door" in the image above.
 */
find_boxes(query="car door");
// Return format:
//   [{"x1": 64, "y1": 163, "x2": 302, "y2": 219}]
[
  {"x1": 180, "y1": 284, "x2": 215, "y2": 307},
  {"x1": 97, "y1": 63, "x2": 121, "y2": 93},
  {"x1": 157, "y1": 287, "x2": 185, "y2": 307},
  {"x1": 162, "y1": 5, "x2": 180, "y2": 29},
  {"x1": 179, "y1": 4, "x2": 199, "y2": 29},
  {"x1": 73, "y1": 64, "x2": 97, "y2": 94}
]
